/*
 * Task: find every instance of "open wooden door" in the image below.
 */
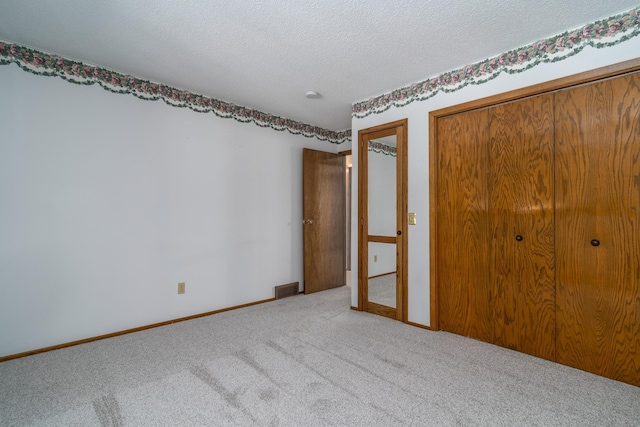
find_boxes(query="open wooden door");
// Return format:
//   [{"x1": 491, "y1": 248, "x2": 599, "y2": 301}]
[{"x1": 303, "y1": 148, "x2": 346, "y2": 294}]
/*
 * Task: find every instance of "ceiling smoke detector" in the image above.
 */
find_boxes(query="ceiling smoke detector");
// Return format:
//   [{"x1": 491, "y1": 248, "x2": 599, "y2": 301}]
[{"x1": 305, "y1": 90, "x2": 321, "y2": 99}]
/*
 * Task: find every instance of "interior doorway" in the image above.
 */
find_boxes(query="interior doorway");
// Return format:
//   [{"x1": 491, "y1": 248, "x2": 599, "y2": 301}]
[
  {"x1": 357, "y1": 119, "x2": 408, "y2": 322},
  {"x1": 302, "y1": 149, "x2": 346, "y2": 294}
]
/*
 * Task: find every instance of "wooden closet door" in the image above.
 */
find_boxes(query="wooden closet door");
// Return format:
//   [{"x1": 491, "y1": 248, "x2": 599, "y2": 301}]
[
  {"x1": 555, "y1": 72, "x2": 640, "y2": 386},
  {"x1": 488, "y1": 95, "x2": 556, "y2": 360},
  {"x1": 437, "y1": 109, "x2": 493, "y2": 343}
]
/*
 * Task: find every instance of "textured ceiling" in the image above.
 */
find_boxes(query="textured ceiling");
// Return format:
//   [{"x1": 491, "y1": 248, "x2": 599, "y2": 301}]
[{"x1": 0, "y1": 1, "x2": 637, "y2": 131}]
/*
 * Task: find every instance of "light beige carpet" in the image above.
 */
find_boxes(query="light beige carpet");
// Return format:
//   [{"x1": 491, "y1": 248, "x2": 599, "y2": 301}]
[{"x1": 1, "y1": 285, "x2": 639, "y2": 426}]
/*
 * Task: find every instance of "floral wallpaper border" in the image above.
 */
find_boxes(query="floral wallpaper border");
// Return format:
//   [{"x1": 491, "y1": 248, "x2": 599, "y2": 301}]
[
  {"x1": 369, "y1": 140, "x2": 396, "y2": 157},
  {"x1": 353, "y1": 7, "x2": 640, "y2": 117},
  {"x1": 0, "y1": 42, "x2": 350, "y2": 145}
]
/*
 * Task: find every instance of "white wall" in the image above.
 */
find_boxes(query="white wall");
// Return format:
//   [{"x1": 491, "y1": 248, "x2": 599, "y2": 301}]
[
  {"x1": 0, "y1": 64, "x2": 337, "y2": 357},
  {"x1": 351, "y1": 40, "x2": 640, "y2": 326}
]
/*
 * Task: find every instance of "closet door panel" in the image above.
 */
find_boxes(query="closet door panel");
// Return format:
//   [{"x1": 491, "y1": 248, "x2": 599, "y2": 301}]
[
  {"x1": 489, "y1": 96, "x2": 556, "y2": 360},
  {"x1": 437, "y1": 109, "x2": 492, "y2": 342},
  {"x1": 555, "y1": 72, "x2": 640, "y2": 386}
]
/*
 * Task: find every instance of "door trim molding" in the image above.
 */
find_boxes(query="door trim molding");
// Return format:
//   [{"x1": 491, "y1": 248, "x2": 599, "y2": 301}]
[
  {"x1": 429, "y1": 57, "x2": 640, "y2": 331},
  {"x1": 357, "y1": 119, "x2": 408, "y2": 322},
  {"x1": 302, "y1": 148, "x2": 346, "y2": 294}
]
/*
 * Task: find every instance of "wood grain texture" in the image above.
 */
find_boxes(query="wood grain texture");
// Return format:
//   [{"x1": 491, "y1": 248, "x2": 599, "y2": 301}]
[
  {"x1": 303, "y1": 148, "x2": 346, "y2": 294},
  {"x1": 397, "y1": 121, "x2": 409, "y2": 322},
  {"x1": 431, "y1": 61, "x2": 640, "y2": 386},
  {"x1": 429, "y1": 111, "x2": 439, "y2": 329},
  {"x1": 430, "y1": 59, "x2": 640, "y2": 332},
  {"x1": 436, "y1": 108, "x2": 493, "y2": 343},
  {"x1": 366, "y1": 301, "x2": 399, "y2": 319},
  {"x1": 358, "y1": 129, "x2": 369, "y2": 310},
  {"x1": 357, "y1": 119, "x2": 408, "y2": 322},
  {"x1": 555, "y1": 72, "x2": 640, "y2": 386},
  {"x1": 488, "y1": 95, "x2": 556, "y2": 360},
  {"x1": 368, "y1": 235, "x2": 397, "y2": 244}
]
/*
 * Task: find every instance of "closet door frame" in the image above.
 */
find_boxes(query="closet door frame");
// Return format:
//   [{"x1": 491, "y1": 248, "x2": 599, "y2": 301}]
[
  {"x1": 429, "y1": 58, "x2": 640, "y2": 330},
  {"x1": 357, "y1": 119, "x2": 409, "y2": 322}
]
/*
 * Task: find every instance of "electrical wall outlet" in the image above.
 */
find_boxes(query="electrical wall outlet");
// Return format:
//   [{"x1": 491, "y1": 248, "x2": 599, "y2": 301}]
[
  {"x1": 178, "y1": 282, "x2": 185, "y2": 294},
  {"x1": 374, "y1": 255, "x2": 378, "y2": 262}
]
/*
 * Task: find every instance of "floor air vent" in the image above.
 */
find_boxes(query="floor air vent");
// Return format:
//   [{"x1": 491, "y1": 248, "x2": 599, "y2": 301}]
[{"x1": 275, "y1": 282, "x2": 299, "y2": 299}]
